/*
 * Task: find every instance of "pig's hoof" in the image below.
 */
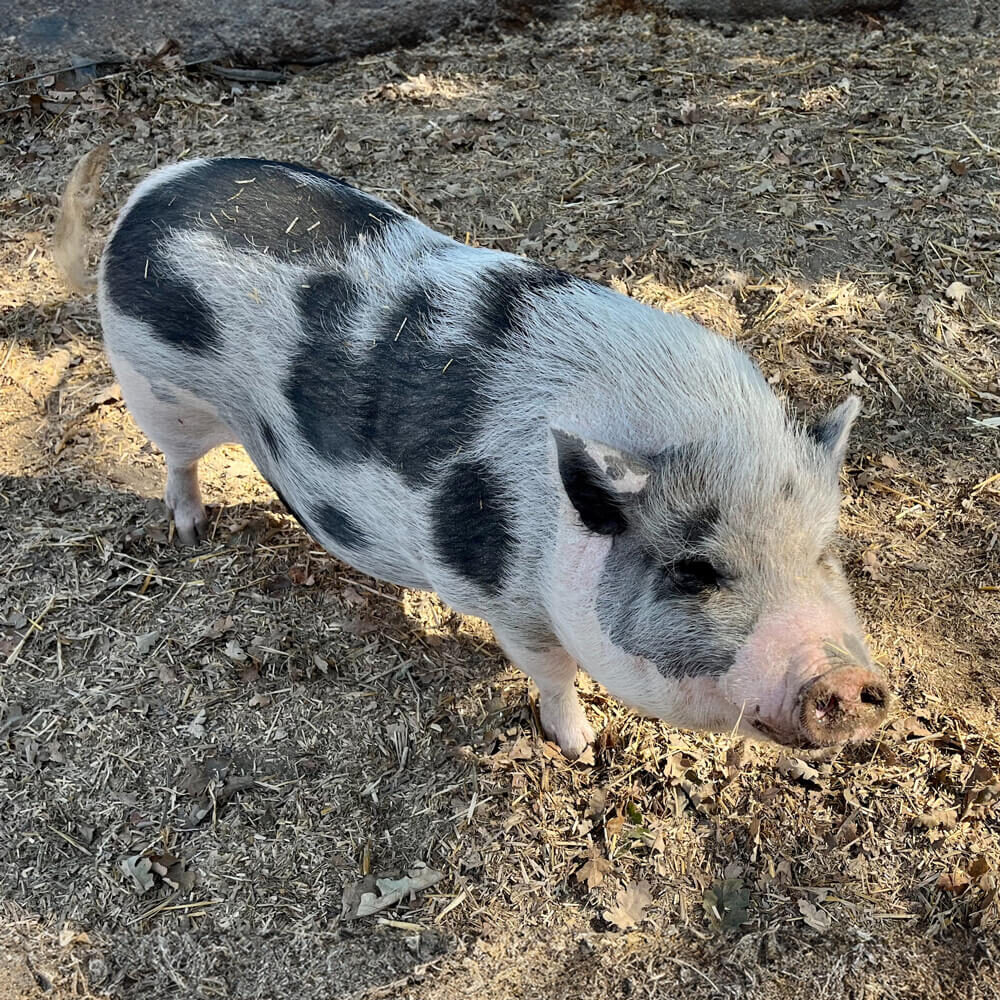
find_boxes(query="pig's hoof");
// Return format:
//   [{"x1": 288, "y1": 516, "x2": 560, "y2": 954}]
[
  {"x1": 165, "y1": 464, "x2": 208, "y2": 545},
  {"x1": 167, "y1": 503, "x2": 208, "y2": 545},
  {"x1": 540, "y1": 694, "x2": 596, "y2": 759}
]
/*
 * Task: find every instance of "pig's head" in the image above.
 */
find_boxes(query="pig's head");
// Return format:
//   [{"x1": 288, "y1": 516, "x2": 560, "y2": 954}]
[{"x1": 551, "y1": 397, "x2": 890, "y2": 749}]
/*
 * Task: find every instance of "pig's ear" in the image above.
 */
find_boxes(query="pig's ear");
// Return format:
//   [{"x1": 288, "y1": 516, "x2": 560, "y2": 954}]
[
  {"x1": 809, "y1": 396, "x2": 860, "y2": 465},
  {"x1": 551, "y1": 429, "x2": 651, "y2": 536}
]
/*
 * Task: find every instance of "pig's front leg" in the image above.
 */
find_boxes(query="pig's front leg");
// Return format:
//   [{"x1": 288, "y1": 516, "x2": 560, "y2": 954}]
[{"x1": 493, "y1": 626, "x2": 596, "y2": 758}]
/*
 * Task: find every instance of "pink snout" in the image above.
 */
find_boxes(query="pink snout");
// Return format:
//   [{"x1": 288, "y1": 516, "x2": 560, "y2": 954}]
[{"x1": 795, "y1": 664, "x2": 889, "y2": 746}]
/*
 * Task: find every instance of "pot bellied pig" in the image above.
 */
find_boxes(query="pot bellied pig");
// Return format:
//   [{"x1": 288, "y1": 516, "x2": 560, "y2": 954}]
[{"x1": 56, "y1": 148, "x2": 890, "y2": 757}]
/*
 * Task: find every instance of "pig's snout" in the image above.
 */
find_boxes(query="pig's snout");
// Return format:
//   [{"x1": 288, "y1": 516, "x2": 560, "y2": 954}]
[{"x1": 796, "y1": 664, "x2": 889, "y2": 745}]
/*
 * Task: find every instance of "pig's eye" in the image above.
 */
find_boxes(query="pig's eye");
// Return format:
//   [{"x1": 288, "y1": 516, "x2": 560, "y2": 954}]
[{"x1": 669, "y1": 559, "x2": 723, "y2": 595}]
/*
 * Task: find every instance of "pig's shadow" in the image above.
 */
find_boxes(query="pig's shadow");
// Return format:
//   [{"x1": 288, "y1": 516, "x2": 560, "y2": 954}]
[{"x1": 4, "y1": 469, "x2": 516, "y2": 710}]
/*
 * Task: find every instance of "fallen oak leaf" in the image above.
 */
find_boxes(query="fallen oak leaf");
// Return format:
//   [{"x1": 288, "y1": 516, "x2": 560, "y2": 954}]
[
  {"x1": 120, "y1": 855, "x2": 155, "y2": 895},
  {"x1": 798, "y1": 897, "x2": 832, "y2": 931},
  {"x1": 777, "y1": 755, "x2": 822, "y2": 787},
  {"x1": 937, "y1": 871, "x2": 970, "y2": 895},
  {"x1": 576, "y1": 852, "x2": 613, "y2": 890},
  {"x1": 603, "y1": 880, "x2": 652, "y2": 930},
  {"x1": 915, "y1": 807, "x2": 958, "y2": 830}
]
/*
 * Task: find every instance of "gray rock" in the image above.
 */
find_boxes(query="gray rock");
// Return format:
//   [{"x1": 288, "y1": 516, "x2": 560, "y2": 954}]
[
  {"x1": 2, "y1": 0, "x2": 559, "y2": 69},
  {"x1": 663, "y1": 0, "x2": 897, "y2": 16}
]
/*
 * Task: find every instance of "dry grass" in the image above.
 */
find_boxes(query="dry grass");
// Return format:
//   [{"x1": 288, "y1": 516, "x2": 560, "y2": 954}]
[{"x1": 1, "y1": 2, "x2": 999, "y2": 998}]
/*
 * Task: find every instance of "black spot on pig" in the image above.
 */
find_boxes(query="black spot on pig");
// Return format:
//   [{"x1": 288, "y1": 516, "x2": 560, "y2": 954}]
[
  {"x1": 596, "y1": 531, "x2": 752, "y2": 678},
  {"x1": 285, "y1": 272, "x2": 362, "y2": 460},
  {"x1": 432, "y1": 460, "x2": 514, "y2": 596},
  {"x1": 781, "y1": 478, "x2": 796, "y2": 501},
  {"x1": 258, "y1": 418, "x2": 281, "y2": 463},
  {"x1": 297, "y1": 271, "x2": 362, "y2": 330},
  {"x1": 103, "y1": 227, "x2": 220, "y2": 353},
  {"x1": 110, "y1": 158, "x2": 405, "y2": 271},
  {"x1": 312, "y1": 500, "x2": 369, "y2": 551},
  {"x1": 679, "y1": 505, "x2": 720, "y2": 547},
  {"x1": 286, "y1": 279, "x2": 489, "y2": 485},
  {"x1": 468, "y1": 261, "x2": 583, "y2": 349}
]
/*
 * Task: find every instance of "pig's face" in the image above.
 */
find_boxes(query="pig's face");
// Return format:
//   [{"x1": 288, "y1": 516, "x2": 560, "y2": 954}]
[{"x1": 552, "y1": 398, "x2": 889, "y2": 748}]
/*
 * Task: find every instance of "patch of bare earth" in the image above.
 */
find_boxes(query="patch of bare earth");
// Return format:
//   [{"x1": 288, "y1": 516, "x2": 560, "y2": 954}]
[{"x1": 1, "y1": 3, "x2": 998, "y2": 998}]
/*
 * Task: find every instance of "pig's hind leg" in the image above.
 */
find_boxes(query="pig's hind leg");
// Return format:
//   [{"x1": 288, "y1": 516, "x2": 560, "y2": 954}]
[
  {"x1": 493, "y1": 627, "x2": 596, "y2": 758},
  {"x1": 110, "y1": 351, "x2": 233, "y2": 544}
]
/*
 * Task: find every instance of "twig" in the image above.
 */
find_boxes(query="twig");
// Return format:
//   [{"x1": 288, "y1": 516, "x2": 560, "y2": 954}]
[
  {"x1": 5, "y1": 594, "x2": 56, "y2": 666},
  {"x1": 204, "y1": 64, "x2": 286, "y2": 84}
]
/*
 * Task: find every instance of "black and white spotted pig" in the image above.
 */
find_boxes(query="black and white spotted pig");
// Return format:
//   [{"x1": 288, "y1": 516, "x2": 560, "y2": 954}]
[{"x1": 58, "y1": 150, "x2": 889, "y2": 756}]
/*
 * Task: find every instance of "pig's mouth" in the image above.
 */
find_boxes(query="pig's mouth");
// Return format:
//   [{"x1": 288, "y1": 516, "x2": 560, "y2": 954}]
[{"x1": 747, "y1": 716, "x2": 828, "y2": 750}]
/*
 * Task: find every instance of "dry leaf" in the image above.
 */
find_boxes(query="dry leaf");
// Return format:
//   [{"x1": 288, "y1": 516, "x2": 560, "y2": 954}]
[
  {"x1": 703, "y1": 878, "x2": 750, "y2": 932},
  {"x1": 893, "y1": 244, "x2": 914, "y2": 267},
  {"x1": 187, "y1": 709, "x2": 207, "y2": 739},
  {"x1": 937, "y1": 871, "x2": 970, "y2": 894},
  {"x1": 603, "y1": 880, "x2": 653, "y2": 930},
  {"x1": 88, "y1": 382, "x2": 121, "y2": 408},
  {"x1": 677, "y1": 100, "x2": 705, "y2": 125},
  {"x1": 136, "y1": 631, "x2": 159, "y2": 655},
  {"x1": 200, "y1": 616, "x2": 234, "y2": 640},
  {"x1": 969, "y1": 856, "x2": 991, "y2": 880},
  {"x1": 224, "y1": 639, "x2": 248, "y2": 662},
  {"x1": 945, "y1": 281, "x2": 971, "y2": 304},
  {"x1": 287, "y1": 565, "x2": 315, "y2": 586},
  {"x1": 120, "y1": 855, "x2": 155, "y2": 895},
  {"x1": 58, "y1": 927, "x2": 91, "y2": 948},
  {"x1": 605, "y1": 814, "x2": 626, "y2": 838},
  {"x1": 344, "y1": 864, "x2": 444, "y2": 919},
  {"x1": 915, "y1": 808, "x2": 958, "y2": 830},
  {"x1": 164, "y1": 861, "x2": 197, "y2": 892},
  {"x1": 891, "y1": 715, "x2": 933, "y2": 740},
  {"x1": 586, "y1": 788, "x2": 608, "y2": 819},
  {"x1": 861, "y1": 548, "x2": 886, "y2": 582},
  {"x1": 777, "y1": 755, "x2": 821, "y2": 786},
  {"x1": 798, "y1": 897, "x2": 832, "y2": 931},
  {"x1": 576, "y1": 852, "x2": 613, "y2": 890},
  {"x1": 341, "y1": 586, "x2": 366, "y2": 606}
]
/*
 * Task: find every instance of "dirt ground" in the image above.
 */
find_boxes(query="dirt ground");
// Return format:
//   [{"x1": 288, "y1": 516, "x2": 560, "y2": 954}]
[{"x1": 2, "y1": 3, "x2": 999, "y2": 998}]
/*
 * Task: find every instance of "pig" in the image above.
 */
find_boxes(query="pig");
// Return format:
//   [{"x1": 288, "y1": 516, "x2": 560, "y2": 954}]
[{"x1": 55, "y1": 148, "x2": 890, "y2": 757}]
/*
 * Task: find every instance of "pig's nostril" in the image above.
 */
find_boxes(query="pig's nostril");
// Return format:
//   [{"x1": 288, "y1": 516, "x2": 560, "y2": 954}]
[
  {"x1": 860, "y1": 685, "x2": 885, "y2": 708},
  {"x1": 813, "y1": 694, "x2": 836, "y2": 720}
]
